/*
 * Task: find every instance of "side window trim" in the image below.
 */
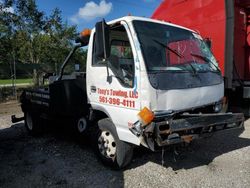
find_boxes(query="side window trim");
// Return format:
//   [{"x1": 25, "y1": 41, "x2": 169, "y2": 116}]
[{"x1": 121, "y1": 21, "x2": 141, "y2": 90}]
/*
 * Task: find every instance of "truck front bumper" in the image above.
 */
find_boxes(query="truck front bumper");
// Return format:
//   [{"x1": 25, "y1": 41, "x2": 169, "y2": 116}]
[{"x1": 150, "y1": 113, "x2": 244, "y2": 147}]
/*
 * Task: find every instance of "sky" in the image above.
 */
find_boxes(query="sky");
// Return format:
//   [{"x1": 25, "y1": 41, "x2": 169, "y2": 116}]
[{"x1": 35, "y1": 0, "x2": 162, "y2": 31}]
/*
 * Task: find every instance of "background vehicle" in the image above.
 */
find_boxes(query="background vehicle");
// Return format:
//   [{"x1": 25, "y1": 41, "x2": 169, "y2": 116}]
[
  {"x1": 13, "y1": 16, "x2": 244, "y2": 169},
  {"x1": 152, "y1": 0, "x2": 250, "y2": 114}
]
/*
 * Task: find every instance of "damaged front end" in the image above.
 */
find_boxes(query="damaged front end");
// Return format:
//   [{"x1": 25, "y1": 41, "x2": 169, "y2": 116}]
[{"x1": 129, "y1": 108, "x2": 244, "y2": 151}]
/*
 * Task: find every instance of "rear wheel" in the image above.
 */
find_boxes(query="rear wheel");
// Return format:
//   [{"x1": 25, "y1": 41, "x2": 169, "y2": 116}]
[
  {"x1": 95, "y1": 118, "x2": 134, "y2": 169},
  {"x1": 77, "y1": 117, "x2": 87, "y2": 134},
  {"x1": 25, "y1": 111, "x2": 43, "y2": 136}
]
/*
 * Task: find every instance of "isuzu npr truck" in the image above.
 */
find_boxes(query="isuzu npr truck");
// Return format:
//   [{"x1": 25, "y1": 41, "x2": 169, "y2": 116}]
[{"x1": 13, "y1": 16, "x2": 244, "y2": 168}]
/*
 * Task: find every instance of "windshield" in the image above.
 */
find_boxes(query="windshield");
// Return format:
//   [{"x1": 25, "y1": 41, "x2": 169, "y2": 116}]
[{"x1": 133, "y1": 21, "x2": 219, "y2": 73}]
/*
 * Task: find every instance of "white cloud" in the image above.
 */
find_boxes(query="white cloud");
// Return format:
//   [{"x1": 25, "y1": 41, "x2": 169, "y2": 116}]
[
  {"x1": 3, "y1": 6, "x2": 14, "y2": 13},
  {"x1": 0, "y1": 0, "x2": 14, "y2": 13},
  {"x1": 71, "y1": 0, "x2": 112, "y2": 23}
]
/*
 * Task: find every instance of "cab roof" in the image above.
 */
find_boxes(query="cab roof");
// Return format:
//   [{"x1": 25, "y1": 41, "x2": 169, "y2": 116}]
[{"x1": 106, "y1": 16, "x2": 196, "y2": 33}]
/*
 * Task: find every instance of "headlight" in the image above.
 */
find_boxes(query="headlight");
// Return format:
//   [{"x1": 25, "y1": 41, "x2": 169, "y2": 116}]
[
  {"x1": 130, "y1": 107, "x2": 155, "y2": 136},
  {"x1": 213, "y1": 101, "x2": 222, "y2": 112}
]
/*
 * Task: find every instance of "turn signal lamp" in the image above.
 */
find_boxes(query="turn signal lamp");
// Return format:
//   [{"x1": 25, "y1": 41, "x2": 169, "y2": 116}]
[
  {"x1": 137, "y1": 107, "x2": 155, "y2": 126},
  {"x1": 80, "y1": 29, "x2": 91, "y2": 37}
]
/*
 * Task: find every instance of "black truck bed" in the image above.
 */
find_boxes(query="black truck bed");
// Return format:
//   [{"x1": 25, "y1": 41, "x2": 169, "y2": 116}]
[{"x1": 20, "y1": 77, "x2": 88, "y2": 120}]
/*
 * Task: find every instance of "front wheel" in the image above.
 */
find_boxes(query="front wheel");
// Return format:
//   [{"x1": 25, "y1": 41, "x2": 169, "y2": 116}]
[{"x1": 95, "y1": 118, "x2": 134, "y2": 169}]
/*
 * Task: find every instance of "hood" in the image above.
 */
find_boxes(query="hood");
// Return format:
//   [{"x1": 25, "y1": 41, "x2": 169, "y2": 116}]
[{"x1": 154, "y1": 82, "x2": 224, "y2": 111}]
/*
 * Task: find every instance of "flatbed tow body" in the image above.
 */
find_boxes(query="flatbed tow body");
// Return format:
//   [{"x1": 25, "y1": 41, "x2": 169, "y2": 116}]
[{"x1": 18, "y1": 72, "x2": 88, "y2": 120}]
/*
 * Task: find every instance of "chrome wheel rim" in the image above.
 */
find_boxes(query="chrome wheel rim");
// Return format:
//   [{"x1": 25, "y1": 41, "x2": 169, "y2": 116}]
[{"x1": 98, "y1": 130, "x2": 116, "y2": 159}]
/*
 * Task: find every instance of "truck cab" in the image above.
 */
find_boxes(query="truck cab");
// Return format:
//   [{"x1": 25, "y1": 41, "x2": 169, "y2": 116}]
[{"x1": 87, "y1": 16, "x2": 224, "y2": 144}]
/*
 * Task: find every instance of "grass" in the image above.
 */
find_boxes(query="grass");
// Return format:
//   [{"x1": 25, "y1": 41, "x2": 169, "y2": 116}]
[{"x1": 0, "y1": 78, "x2": 33, "y2": 85}]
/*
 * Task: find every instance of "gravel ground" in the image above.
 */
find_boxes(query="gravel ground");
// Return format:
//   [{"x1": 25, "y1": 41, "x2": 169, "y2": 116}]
[{"x1": 0, "y1": 101, "x2": 250, "y2": 188}]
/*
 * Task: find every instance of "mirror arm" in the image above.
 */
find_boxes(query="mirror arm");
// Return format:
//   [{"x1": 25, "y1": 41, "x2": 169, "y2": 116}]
[
  {"x1": 106, "y1": 61, "x2": 112, "y2": 83},
  {"x1": 102, "y1": 19, "x2": 107, "y2": 59},
  {"x1": 58, "y1": 43, "x2": 82, "y2": 81}
]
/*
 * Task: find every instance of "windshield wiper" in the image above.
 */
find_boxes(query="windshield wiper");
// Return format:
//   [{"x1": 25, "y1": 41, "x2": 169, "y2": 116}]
[
  {"x1": 153, "y1": 39, "x2": 197, "y2": 75},
  {"x1": 190, "y1": 53, "x2": 220, "y2": 72},
  {"x1": 153, "y1": 39, "x2": 183, "y2": 58}
]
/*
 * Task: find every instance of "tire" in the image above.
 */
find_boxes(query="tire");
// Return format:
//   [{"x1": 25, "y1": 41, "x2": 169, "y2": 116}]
[
  {"x1": 25, "y1": 111, "x2": 43, "y2": 136},
  {"x1": 94, "y1": 118, "x2": 134, "y2": 169},
  {"x1": 76, "y1": 117, "x2": 88, "y2": 134}
]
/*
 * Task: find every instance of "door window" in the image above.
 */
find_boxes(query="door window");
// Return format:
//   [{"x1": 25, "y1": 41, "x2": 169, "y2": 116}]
[
  {"x1": 92, "y1": 25, "x2": 135, "y2": 88},
  {"x1": 109, "y1": 39, "x2": 134, "y2": 87}
]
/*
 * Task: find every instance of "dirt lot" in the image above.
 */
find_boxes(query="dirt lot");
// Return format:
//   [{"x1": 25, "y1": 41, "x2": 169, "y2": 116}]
[{"x1": 0, "y1": 101, "x2": 250, "y2": 188}]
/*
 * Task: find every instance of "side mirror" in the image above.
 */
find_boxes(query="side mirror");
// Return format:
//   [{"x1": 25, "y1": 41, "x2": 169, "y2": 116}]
[
  {"x1": 204, "y1": 38, "x2": 212, "y2": 49},
  {"x1": 95, "y1": 19, "x2": 110, "y2": 59}
]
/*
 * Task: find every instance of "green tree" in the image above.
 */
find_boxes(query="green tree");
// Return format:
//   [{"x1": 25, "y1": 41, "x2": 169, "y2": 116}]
[
  {"x1": 0, "y1": 0, "x2": 87, "y2": 84},
  {"x1": 0, "y1": 0, "x2": 18, "y2": 80}
]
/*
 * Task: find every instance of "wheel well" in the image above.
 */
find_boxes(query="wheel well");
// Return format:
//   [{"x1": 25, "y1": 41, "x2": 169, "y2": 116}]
[{"x1": 89, "y1": 109, "x2": 109, "y2": 124}]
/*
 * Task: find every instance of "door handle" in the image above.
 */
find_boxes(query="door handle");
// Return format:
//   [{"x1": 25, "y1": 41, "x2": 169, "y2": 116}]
[{"x1": 90, "y1": 86, "x2": 96, "y2": 93}]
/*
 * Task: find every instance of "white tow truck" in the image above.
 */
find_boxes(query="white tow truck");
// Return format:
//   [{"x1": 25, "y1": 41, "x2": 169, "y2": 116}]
[{"x1": 13, "y1": 16, "x2": 244, "y2": 168}]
